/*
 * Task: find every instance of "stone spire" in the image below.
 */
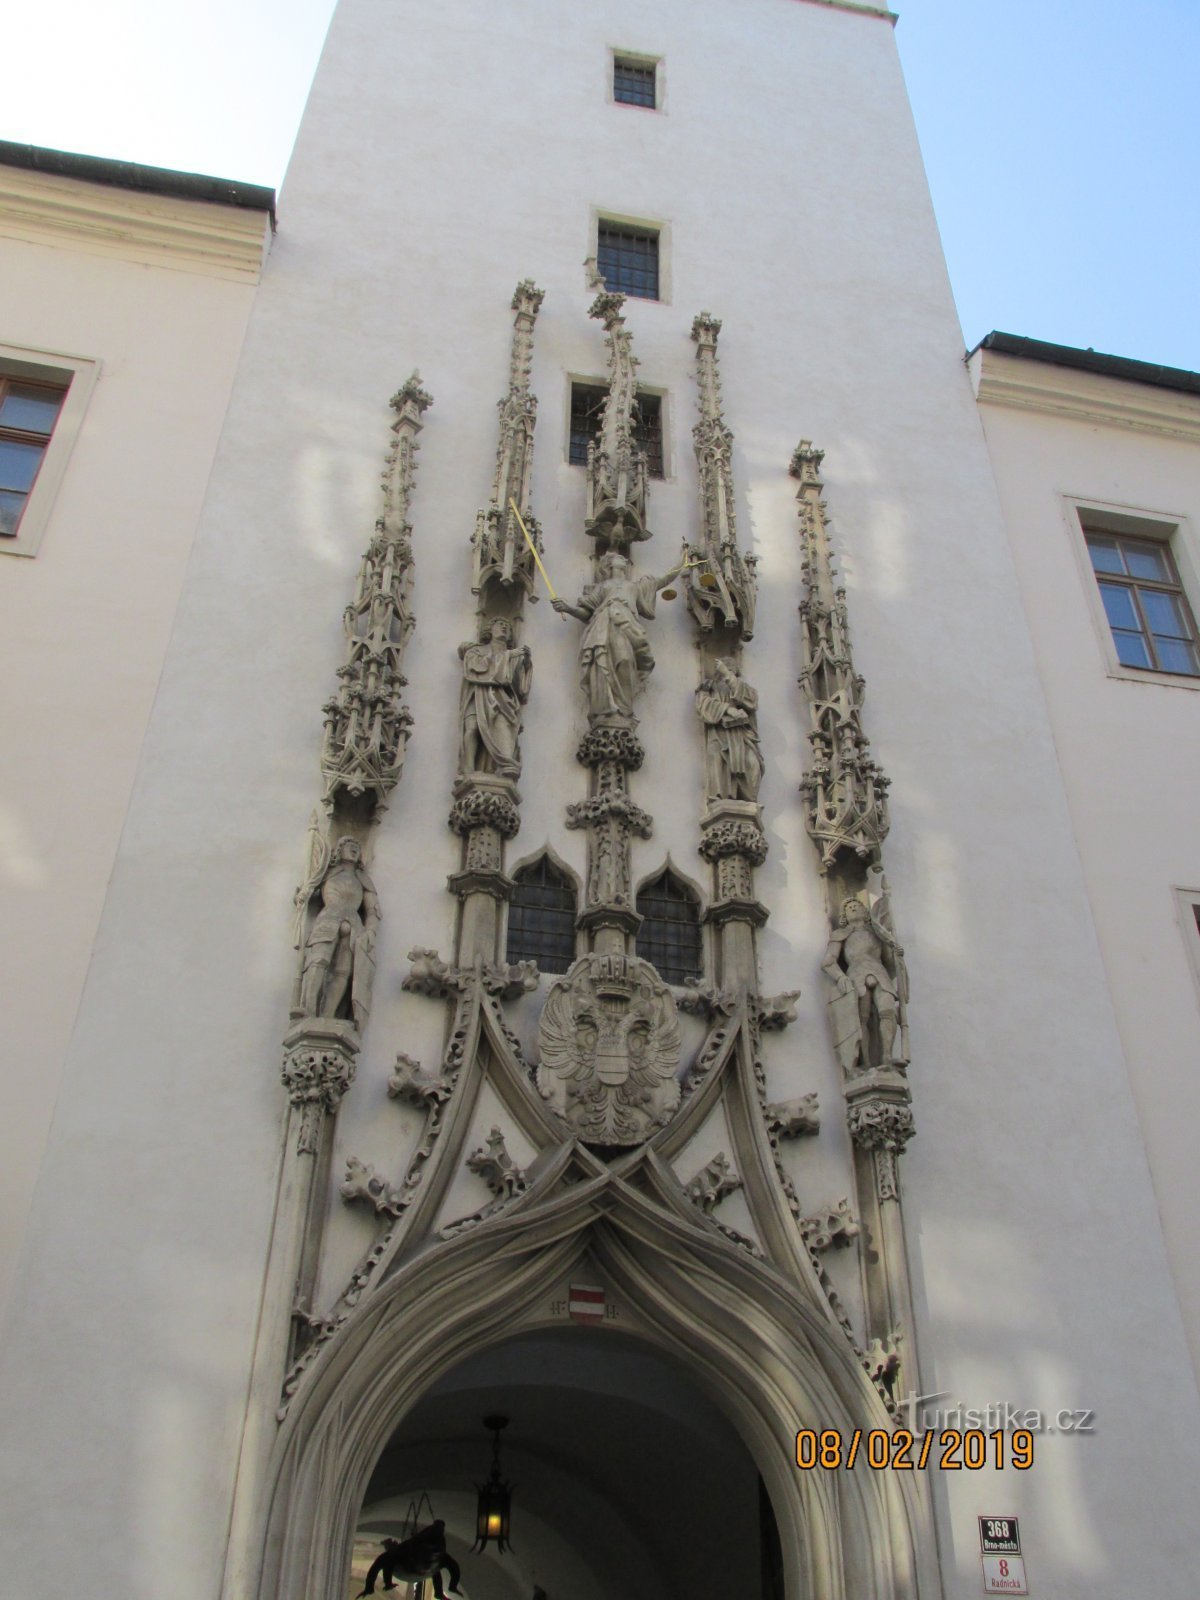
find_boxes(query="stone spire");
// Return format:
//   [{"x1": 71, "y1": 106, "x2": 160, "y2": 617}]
[{"x1": 686, "y1": 313, "x2": 757, "y2": 639}]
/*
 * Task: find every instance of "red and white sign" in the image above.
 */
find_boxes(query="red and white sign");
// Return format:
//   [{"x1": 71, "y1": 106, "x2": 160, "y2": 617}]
[
  {"x1": 981, "y1": 1555, "x2": 1028, "y2": 1595},
  {"x1": 568, "y1": 1283, "x2": 606, "y2": 1324}
]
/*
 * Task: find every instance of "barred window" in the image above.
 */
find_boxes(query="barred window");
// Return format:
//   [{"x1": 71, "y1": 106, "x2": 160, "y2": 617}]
[
  {"x1": 636, "y1": 868, "x2": 702, "y2": 985},
  {"x1": 507, "y1": 856, "x2": 577, "y2": 973},
  {"x1": 597, "y1": 221, "x2": 659, "y2": 300},
  {"x1": 569, "y1": 383, "x2": 664, "y2": 477},
  {"x1": 613, "y1": 57, "x2": 656, "y2": 109}
]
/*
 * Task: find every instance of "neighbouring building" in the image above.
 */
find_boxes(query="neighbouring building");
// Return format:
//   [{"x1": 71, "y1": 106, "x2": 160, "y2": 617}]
[{"x1": 1, "y1": 5, "x2": 1198, "y2": 1600}]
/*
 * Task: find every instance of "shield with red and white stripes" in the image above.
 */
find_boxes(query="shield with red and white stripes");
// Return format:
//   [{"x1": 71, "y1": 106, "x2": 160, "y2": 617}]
[{"x1": 568, "y1": 1283, "x2": 606, "y2": 1325}]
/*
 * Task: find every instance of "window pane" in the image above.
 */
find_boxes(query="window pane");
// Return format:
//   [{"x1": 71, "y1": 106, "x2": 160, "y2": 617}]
[
  {"x1": 0, "y1": 488, "x2": 27, "y2": 535},
  {"x1": 1123, "y1": 542, "x2": 1170, "y2": 581},
  {"x1": 0, "y1": 438, "x2": 45, "y2": 492},
  {"x1": 1113, "y1": 630, "x2": 1151, "y2": 668},
  {"x1": 1086, "y1": 536, "x2": 1124, "y2": 574},
  {"x1": 0, "y1": 383, "x2": 65, "y2": 434},
  {"x1": 1153, "y1": 636, "x2": 1200, "y2": 675},
  {"x1": 569, "y1": 383, "x2": 664, "y2": 477},
  {"x1": 507, "y1": 858, "x2": 577, "y2": 973},
  {"x1": 614, "y1": 60, "x2": 656, "y2": 108},
  {"x1": 1098, "y1": 582, "x2": 1139, "y2": 632},
  {"x1": 636, "y1": 870, "x2": 701, "y2": 984},
  {"x1": 597, "y1": 224, "x2": 659, "y2": 300},
  {"x1": 1140, "y1": 588, "x2": 1191, "y2": 639}
]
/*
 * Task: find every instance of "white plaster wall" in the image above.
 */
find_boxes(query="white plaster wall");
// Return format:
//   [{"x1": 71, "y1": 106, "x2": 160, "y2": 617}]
[
  {"x1": 0, "y1": 229, "x2": 260, "y2": 1324},
  {"x1": 973, "y1": 355, "x2": 1200, "y2": 1381},
  {"x1": 1, "y1": 3, "x2": 1198, "y2": 1599}
]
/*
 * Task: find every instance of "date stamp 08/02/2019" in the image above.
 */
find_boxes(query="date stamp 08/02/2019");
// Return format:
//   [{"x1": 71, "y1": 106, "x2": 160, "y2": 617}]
[{"x1": 795, "y1": 1428, "x2": 1035, "y2": 1472}]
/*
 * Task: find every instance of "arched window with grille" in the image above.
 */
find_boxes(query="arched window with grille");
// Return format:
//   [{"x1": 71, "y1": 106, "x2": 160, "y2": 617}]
[
  {"x1": 636, "y1": 867, "x2": 703, "y2": 985},
  {"x1": 506, "y1": 854, "x2": 578, "y2": 974}
]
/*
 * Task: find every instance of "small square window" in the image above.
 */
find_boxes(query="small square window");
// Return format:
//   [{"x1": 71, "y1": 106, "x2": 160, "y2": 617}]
[
  {"x1": 569, "y1": 383, "x2": 664, "y2": 478},
  {"x1": 613, "y1": 57, "x2": 657, "y2": 109},
  {"x1": 1083, "y1": 527, "x2": 1200, "y2": 677},
  {"x1": 0, "y1": 375, "x2": 69, "y2": 538},
  {"x1": 596, "y1": 221, "x2": 659, "y2": 301}
]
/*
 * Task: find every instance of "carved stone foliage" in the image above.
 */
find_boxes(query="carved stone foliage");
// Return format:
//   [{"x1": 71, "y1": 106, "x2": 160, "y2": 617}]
[
  {"x1": 341, "y1": 1157, "x2": 405, "y2": 1218},
  {"x1": 466, "y1": 1127, "x2": 528, "y2": 1201},
  {"x1": 683, "y1": 1152, "x2": 742, "y2": 1214},
  {"x1": 291, "y1": 832, "x2": 380, "y2": 1033},
  {"x1": 821, "y1": 892, "x2": 910, "y2": 1075},
  {"x1": 765, "y1": 1094, "x2": 821, "y2": 1138},
  {"x1": 320, "y1": 374, "x2": 430, "y2": 809},
  {"x1": 696, "y1": 660, "x2": 764, "y2": 804},
  {"x1": 791, "y1": 440, "x2": 890, "y2": 872},
  {"x1": 800, "y1": 1198, "x2": 861, "y2": 1253},
  {"x1": 576, "y1": 725, "x2": 644, "y2": 770},
  {"x1": 387, "y1": 1053, "x2": 452, "y2": 1108},
  {"x1": 456, "y1": 619, "x2": 532, "y2": 782},
  {"x1": 537, "y1": 953, "x2": 681, "y2": 1144},
  {"x1": 697, "y1": 816, "x2": 768, "y2": 866},
  {"x1": 448, "y1": 786, "x2": 521, "y2": 840},
  {"x1": 471, "y1": 281, "x2": 545, "y2": 597},
  {"x1": 687, "y1": 314, "x2": 757, "y2": 638}
]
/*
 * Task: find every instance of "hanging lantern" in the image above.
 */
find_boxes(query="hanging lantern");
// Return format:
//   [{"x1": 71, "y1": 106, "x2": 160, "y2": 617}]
[{"x1": 473, "y1": 1413, "x2": 514, "y2": 1553}]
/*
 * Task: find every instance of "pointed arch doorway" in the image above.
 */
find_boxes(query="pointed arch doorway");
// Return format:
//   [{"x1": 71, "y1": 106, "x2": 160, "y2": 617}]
[{"x1": 347, "y1": 1327, "x2": 782, "y2": 1600}]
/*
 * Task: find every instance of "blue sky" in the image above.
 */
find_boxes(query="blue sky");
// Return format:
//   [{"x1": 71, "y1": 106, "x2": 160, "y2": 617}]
[{"x1": 8, "y1": 0, "x2": 1198, "y2": 370}]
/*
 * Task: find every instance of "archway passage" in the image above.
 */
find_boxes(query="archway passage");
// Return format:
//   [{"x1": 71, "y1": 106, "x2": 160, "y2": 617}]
[{"x1": 348, "y1": 1328, "x2": 782, "y2": 1600}]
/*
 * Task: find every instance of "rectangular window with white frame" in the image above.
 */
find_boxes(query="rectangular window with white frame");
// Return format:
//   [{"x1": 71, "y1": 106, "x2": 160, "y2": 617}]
[
  {"x1": 0, "y1": 345, "x2": 99, "y2": 557},
  {"x1": 1068, "y1": 500, "x2": 1200, "y2": 684}
]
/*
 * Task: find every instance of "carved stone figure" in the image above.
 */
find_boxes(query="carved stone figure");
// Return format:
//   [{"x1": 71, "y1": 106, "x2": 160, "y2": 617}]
[
  {"x1": 551, "y1": 550, "x2": 684, "y2": 724},
  {"x1": 695, "y1": 658, "x2": 764, "y2": 802},
  {"x1": 821, "y1": 897, "x2": 908, "y2": 1073},
  {"x1": 537, "y1": 952, "x2": 681, "y2": 1144},
  {"x1": 457, "y1": 617, "x2": 532, "y2": 779},
  {"x1": 355, "y1": 1523, "x2": 461, "y2": 1599},
  {"x1": 293, "y1": 836, "x2": 379, "y2": 1033}
]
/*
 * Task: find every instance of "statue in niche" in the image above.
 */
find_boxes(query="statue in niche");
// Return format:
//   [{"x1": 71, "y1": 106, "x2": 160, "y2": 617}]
[
  {"x1": 292, "y1": 835, "x2": 380, "y2": 1033},
  {"x1": 695, "y1": 658, "x2": 764, "y2": 802},
  {"x1": 457, "y1": 616, "x2": 532, "y2": 779},
  {"x1": 537, "y1": 952, "x2": 681, "y2": 1144},
  {"x1": 821, "y1": 897, "x2": 908, "y2": 1074},
  {"x1": 551, "y1": 549, "x2": 685, "y2": 723}
]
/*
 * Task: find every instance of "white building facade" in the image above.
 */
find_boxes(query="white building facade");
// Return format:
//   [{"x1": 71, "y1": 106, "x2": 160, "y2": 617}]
[{"x1": 1, "y1": 5, "x2": 1198, "y2": 1600}]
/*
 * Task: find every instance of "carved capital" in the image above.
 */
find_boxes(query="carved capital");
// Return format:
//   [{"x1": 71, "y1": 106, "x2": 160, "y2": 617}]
[
  {"x1": 697, "y1": 818, "x2": 768, "y2": 865},
  {"x1": 281, "y1": 1020, "x2": 359, "y2": 1110},
  {"x1": 576, "y1": 725, "x2": 645, "y2": 769},
  {"x1": 703, "y1": 896, "x2": 770, "y2": 930},
  {"x1": 565, "y1": 794, "x2": 654, "y2": 836},
  {"x1": 845, "y1": 1090, "x2": 916, "y2": 1154}
]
